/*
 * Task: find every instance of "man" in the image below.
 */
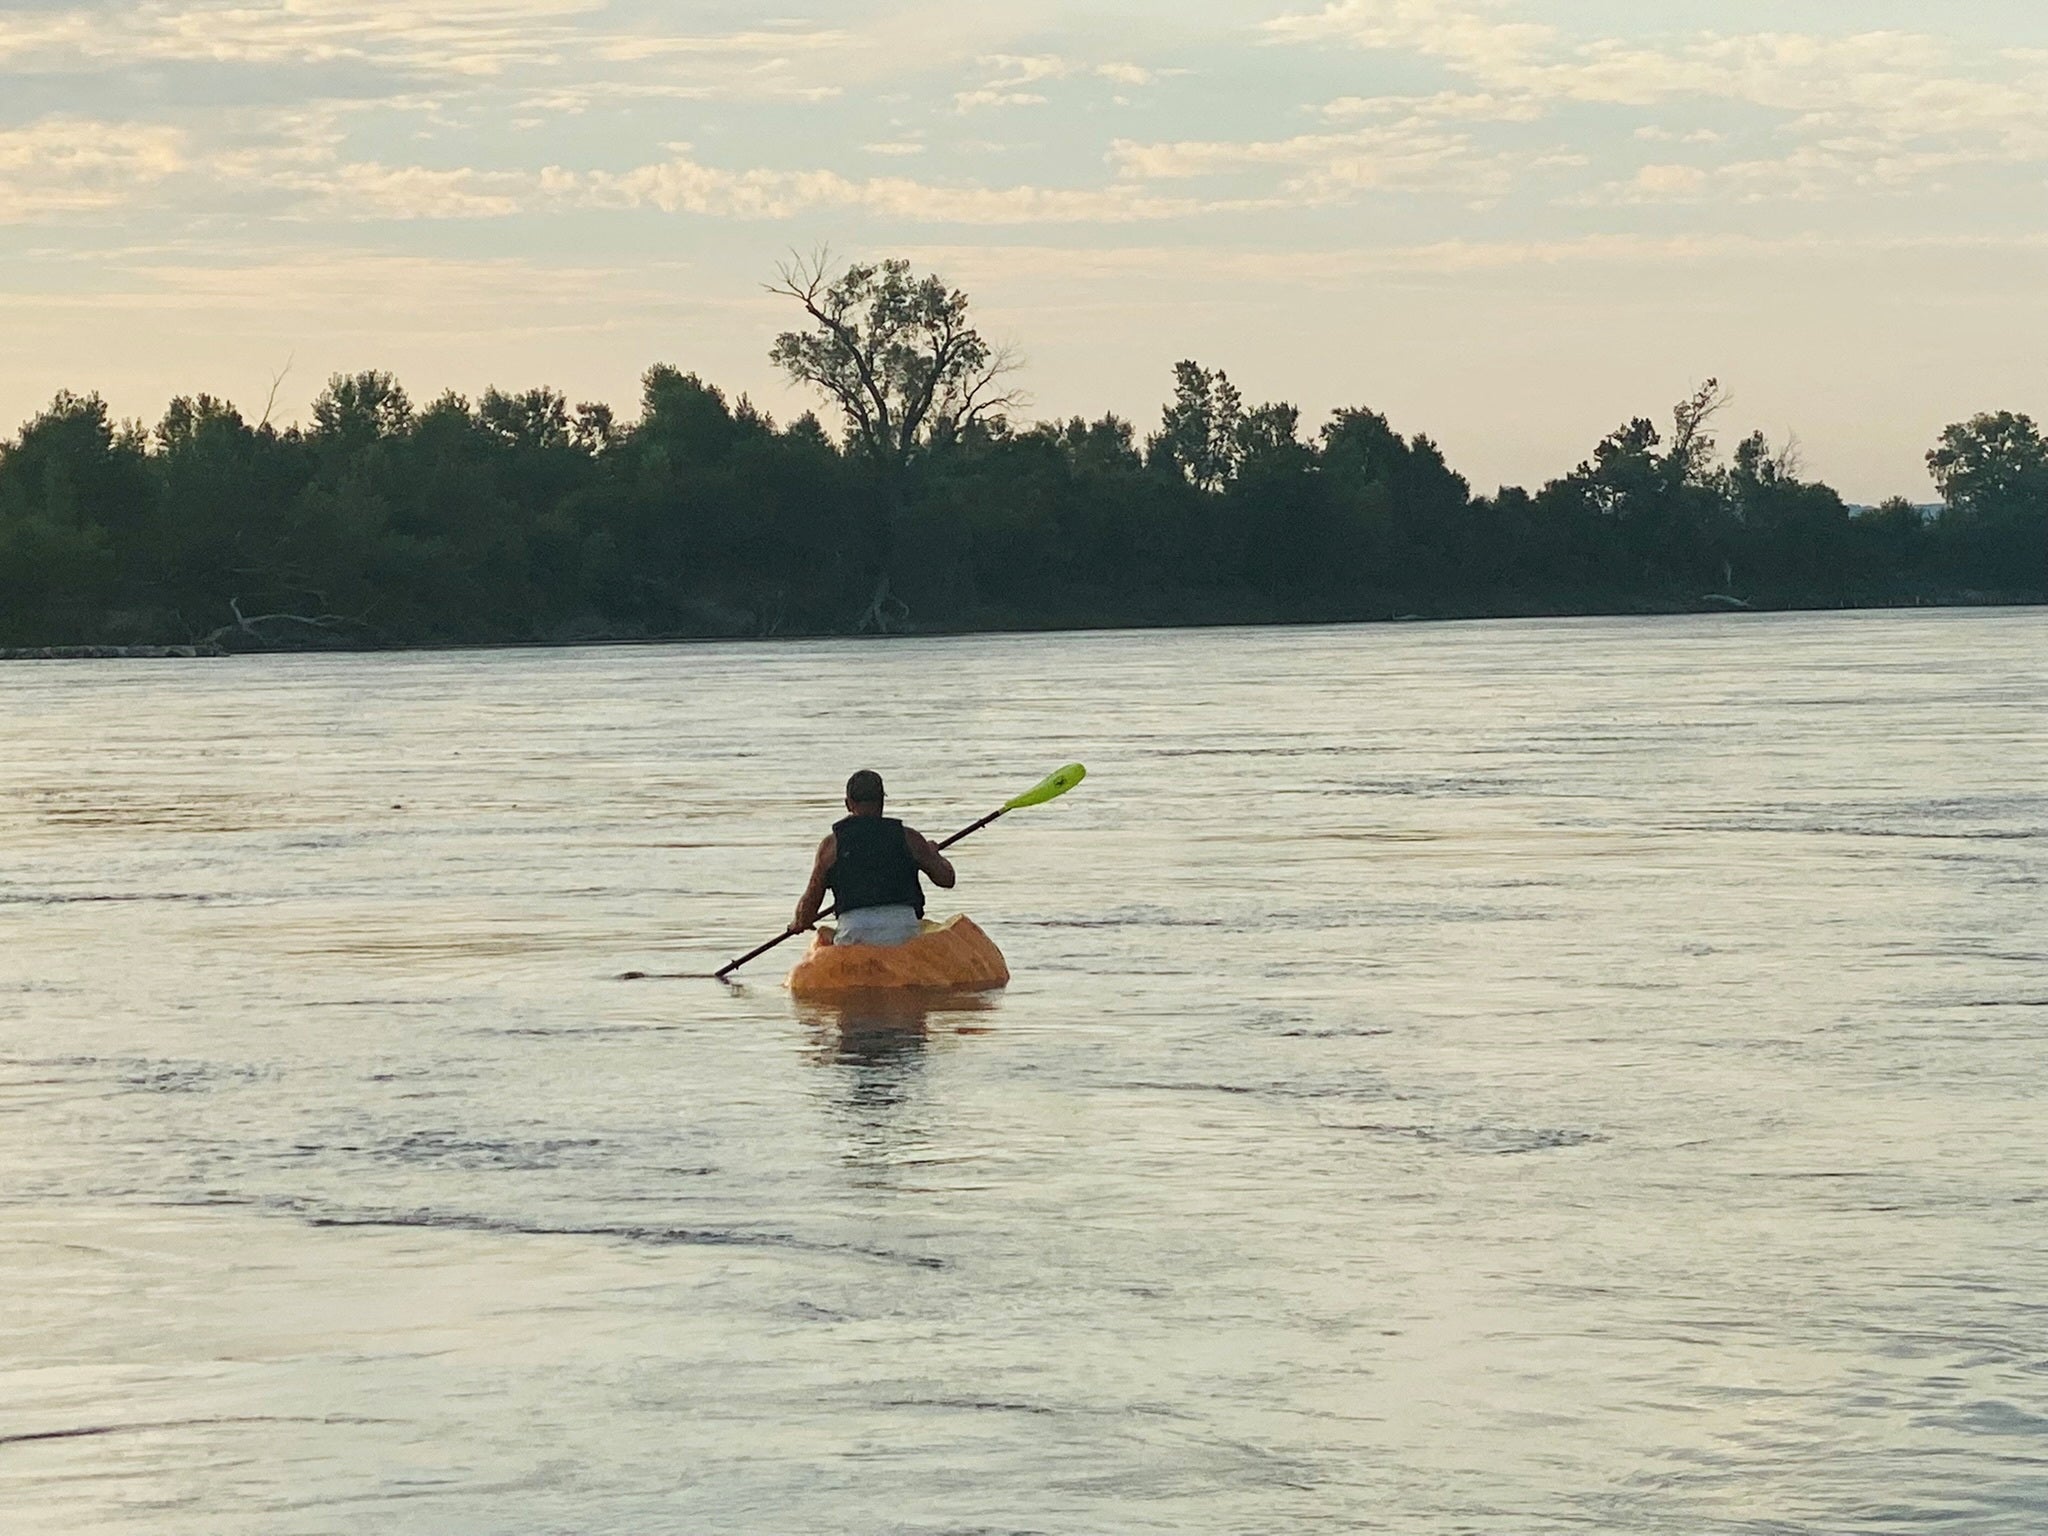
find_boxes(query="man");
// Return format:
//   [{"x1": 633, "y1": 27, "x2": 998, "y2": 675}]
[{"x1": 790, "y1": 770, "x2": 956, "y2": 946}]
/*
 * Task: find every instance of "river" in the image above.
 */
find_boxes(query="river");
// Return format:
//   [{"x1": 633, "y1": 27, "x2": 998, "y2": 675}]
[{"x1": 3, "y1": 609, "x2": 2044, "y2": 1534}]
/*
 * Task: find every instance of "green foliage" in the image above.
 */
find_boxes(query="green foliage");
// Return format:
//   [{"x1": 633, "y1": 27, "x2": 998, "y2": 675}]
[
  {"x1": 0, "y1": 349, "x2": 2039, "y2": 650},
  {"x1": 1928, "y1": 411, "x2": 2048, "y2": 515},
  {"x1": 0, "y1": 392, "x2": 142, "y2": 642},
  {"x1": 312, "y1": 370, "x2": 412, "y2": 448},
  {"x1": 768, "y1": 255, "x2": 1019, "y2": 472},
  {"x1": 1149, "y1": 362, "x2": 1244, "y2": 492},
  {"x1": 1926, "y1": 412, "x2": 2048, "y2": 585}
]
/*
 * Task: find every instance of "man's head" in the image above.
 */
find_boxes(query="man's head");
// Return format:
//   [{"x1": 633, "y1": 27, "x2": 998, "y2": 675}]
[{"x1": 844, "y1": 769, "x2": 886, "y2": 814}]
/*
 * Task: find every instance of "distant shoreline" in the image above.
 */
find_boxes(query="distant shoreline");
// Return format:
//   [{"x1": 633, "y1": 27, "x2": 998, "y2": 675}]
[
  {"x1": 8, "y1": 366, "x2": 2041, "y2": 665},
  {"x1": 5, "y1": 592, "x2": 2038, "y2": 662}
]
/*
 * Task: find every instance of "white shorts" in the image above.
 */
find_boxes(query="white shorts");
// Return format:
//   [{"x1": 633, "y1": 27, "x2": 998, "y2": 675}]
[{"x1": 833, "y1": 905, "x2": 923, "y2": 947}]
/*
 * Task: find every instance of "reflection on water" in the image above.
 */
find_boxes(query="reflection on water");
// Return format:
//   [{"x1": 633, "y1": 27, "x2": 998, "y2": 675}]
[
  {"x1": 2, "y1": 609, "x2": 2046, "y2": 1535},
  {"x1": 803, "y1": 993, "x2": 1000, "y2": 1169},
  {"x1": 803, "y1": 988, "x2": 1000, "y2": 1052}
]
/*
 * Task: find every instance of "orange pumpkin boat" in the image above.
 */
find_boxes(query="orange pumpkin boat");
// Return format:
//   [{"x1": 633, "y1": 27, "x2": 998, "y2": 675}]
[{"x1": 787, "y1": 915, "x2": 1009, "y2": 998}]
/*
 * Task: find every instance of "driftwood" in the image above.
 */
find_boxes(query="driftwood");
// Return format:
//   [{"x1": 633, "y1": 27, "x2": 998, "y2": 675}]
[
  {"x1": 203, "y1": 597, "x2": 367, "y2": 650},
  {"x1": 853, "y1": 573, "x2": 910, "y2": 634}
]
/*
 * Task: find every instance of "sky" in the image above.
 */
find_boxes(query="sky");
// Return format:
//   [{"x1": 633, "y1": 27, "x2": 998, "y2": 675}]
[{"x1": 4, "y1": 0, "x2": 2047, "y2": 501}]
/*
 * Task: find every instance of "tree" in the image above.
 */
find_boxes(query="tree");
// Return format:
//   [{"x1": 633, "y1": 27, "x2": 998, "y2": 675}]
[
  {"x1": 1319, "y1": 408, "x2": 1406, "y2": 486},
  {"x1": 151, "y1": 393, "x2": 266, "y2": 632},
  {"x1": 311, "y1": 370, "x2": 413, "y2": 449},
  {"x1": 637, "y1": 367, "x2": 740, "y2": 467},
  {"x1": 478, "y1": 387, "x2": 572, "y2": 452},
  {"x1": 1666, "y1": 378, "x2": 1728, "y2": 488},
  {"x1": 572, "y1": 402, "x2": 618, "y2": 454},
  {"x1": 767, "y1": 252, "x2": 1022, "y2": 628},
  {"x1": 1229, "y1": 401, "x2": 1325, "y2": 601},
  {"x1": 1148, "y1": 362, "x2": 1243, "y2": 491},
  {"x1": 1, "y1": 351, "x2": 2040, "y2": 650},
  {"x1": 1854, "y1": 496, "x2": 1929, "y2": 587},
  {"x1": 1727, "y1": 431, "x2": 1849, "y2": 594},
  {"x1": 0, "y1": 392, "x2": 147, "y2": 641},
  {"x1": 1234, "y1": 402, "x2": 1308, "y2": 478},
  {"x1": 768, "y1": 255, "x2": 1020, "y2": 468},
  {"x1": 1545, "y1": 381, "x2": 1735, "y2": 591},
  {"x1": 768, "y1": 255, "x2": 1021, "y2": 468},
  {"x1": 1044, "y1": 414, "x2": 1143, "y2": 476},
  {"x1": 1926, "y1": 412, "x2": 2048, "y2": 588},
  {"x1": 1317, "y1": 408, "x2": 1477, "y2": 593},
  {"x1": 1927, "y1": 411, "x2": 2048, "y2": 518}
]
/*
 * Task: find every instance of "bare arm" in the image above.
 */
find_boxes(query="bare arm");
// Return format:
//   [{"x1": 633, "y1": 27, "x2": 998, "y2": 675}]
[
  {"x1": 904, "y1": 825, "x2": 956, "y2": 889},
  {"x1": 791, "y1": 833, "x2": 836, "y2": 931}
]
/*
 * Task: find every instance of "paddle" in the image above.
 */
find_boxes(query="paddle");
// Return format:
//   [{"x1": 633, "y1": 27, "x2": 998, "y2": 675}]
[{"x1": 688, "y1": 763, "x2": 1087, "y2": 984}]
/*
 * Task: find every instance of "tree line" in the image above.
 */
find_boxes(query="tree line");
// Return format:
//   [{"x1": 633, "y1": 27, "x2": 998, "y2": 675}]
[{"x1": 0, "y1": 256, "x2": 2040, "y2": 651}]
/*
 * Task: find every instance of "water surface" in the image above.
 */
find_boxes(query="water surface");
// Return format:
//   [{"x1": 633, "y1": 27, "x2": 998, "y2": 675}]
[{"x1": 3, "y1": 609, "x2": 2044, "y2": 1533}]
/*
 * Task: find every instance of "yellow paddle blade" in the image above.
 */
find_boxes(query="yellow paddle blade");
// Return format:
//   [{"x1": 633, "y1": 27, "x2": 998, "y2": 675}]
[{"x1": 1003, "y1": 763, "x2": 1087, "y2": 811}]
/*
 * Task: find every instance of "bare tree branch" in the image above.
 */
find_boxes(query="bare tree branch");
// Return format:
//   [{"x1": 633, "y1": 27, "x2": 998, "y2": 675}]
[
  {"x1": 203, "y1": 595, "x2": 367, "y2": 650},
  {"x1": 258, "y1": 354, "x2": 294, "y2": 431}
]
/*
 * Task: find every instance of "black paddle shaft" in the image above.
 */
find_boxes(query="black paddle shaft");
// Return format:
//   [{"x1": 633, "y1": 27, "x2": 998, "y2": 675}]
[
  {"x1": 935, "y1": 808, "x2": 1004, "y2": 851},
  {"x1": 712, "y1": 808, "x2": 1009, "y2": 981}
]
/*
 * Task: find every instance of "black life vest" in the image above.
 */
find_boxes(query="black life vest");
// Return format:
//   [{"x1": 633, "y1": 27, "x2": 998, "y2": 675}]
[{"x1": 829, "y1": 815, "x2": 925, "y2": 916}]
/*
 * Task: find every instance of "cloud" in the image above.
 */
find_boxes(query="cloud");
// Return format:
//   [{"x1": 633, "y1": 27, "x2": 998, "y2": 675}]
[
  {"x1": 587, "y1": 146, "x2": 1252, "y2": 224},
  {"x1": 0, "y1": 2, "x2": 852, "y2": 99},
  {"x1": 953, "y1": 90, "x2": 1049, "y2": 112},
  {"x1": 952, "y1": 49, "x2": 1164, "y2": 111},
  {"x1": 0, "y1": 0, "x2": 605, "y2": 74},
  {"x1": 1265, "y1": 2, "x2": 2048, "y2": 194},
  {"x1": 1268, "y1": 0, "x2": 1556, "y2": 75},
  {"x1": 590, "y1": 28, "x2": 850, "y2": 64},
  {"x1": 980, "y1": 53, "x2": 1071, "y2": 85},
  {"x1": 519, "y1": 77, "x2": 844, "y2": 113},
  {"x1": 897, "y1": 229, "x2": 2048, "y2": 296},
  {"x1": 1109, "y1": 118, "x2": 1533, "y2": 204},
  {"x1": 274, "y1": 161, "x2": 551, "y2": 219},
  {"x1": 0, "y1": 118, "x2": 187, "y2": 220},
  {"x1": 0, "y1": 100, "x2": 1265, "y2": 230},
  {"x1": 1, "y1": 243, "x2": 700, "y2": 356},
  {"x1": 11, "y1": 2, "x2": 2047, "y2": 253},
  {"x1": 1571, "y1": 142, "x2": 1984, "y2": 207},
  {"x1": 1629, "y1": 163, "x2": 1708, "y2": 198},
  {"x1": 1635, "y1": 126, "x2": 1726, "y2": 145},
  {"x1": 1320, "y1": 89, "x2": 1543, "y2": 124}
]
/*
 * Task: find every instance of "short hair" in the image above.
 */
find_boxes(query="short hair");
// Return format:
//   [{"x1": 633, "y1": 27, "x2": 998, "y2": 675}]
[{"x1": 845, "y1": 769, "x2": 886, "y2": 806}]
